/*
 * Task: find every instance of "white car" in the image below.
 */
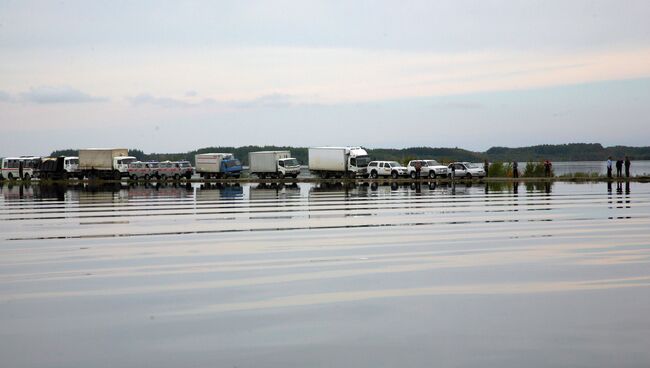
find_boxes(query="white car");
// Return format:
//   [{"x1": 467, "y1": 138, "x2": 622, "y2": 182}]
[
  {"x1": 448, "y1": 162, "x2": 486, "y2": 179},
  {"x1": 406, "y1": 160, "x2": 449, "y2": 179},
  {"x1": 367, "y1": 161, "x2": 408, "y2": 179}
]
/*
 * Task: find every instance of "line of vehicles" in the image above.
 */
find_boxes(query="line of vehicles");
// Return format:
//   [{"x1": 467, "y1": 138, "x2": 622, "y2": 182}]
[{"x1": 0, "y1": 146, "x2": 486, "y2": 181}]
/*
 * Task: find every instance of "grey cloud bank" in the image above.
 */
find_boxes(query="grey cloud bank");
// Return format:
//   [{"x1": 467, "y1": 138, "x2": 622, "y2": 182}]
[{"x1": 18, "y1": 86, "x2": 107, "y2": 104}]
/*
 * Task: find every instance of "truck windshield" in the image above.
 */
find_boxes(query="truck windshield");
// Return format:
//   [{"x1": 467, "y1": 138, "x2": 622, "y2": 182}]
[
  {"x1": 224, "y1": 160, "x2": 241, "y2": 168},
  {"x1": 283, "y1": 159, "x2": 299, "y2": 167},
  {"x1": 354, "y1": 156, "x2": 370, "y2": 167}
]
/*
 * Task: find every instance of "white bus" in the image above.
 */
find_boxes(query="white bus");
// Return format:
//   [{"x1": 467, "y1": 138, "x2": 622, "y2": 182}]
[{"x1": 1, "y1": 156, "x2": 41, "y2": 180}]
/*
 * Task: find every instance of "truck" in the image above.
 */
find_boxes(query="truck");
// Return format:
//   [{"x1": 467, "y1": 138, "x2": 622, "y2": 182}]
[
  {"x1": 308, "y1": 147, "x2": 370, "y2": 178},
  {"x1": 79, "y1": 148, "x2": 136, "y2": 180},
  {"x1": 195, "y1": 153, "x2": 242, "y2": 179},
  {"x1": 248, "y1": 151, "x2": 301, "y2": 179}
]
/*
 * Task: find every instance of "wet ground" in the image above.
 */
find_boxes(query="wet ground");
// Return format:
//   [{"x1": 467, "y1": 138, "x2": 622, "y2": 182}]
[{"x1": 1, "y1": 181, "x2": 649, "y2": 367}]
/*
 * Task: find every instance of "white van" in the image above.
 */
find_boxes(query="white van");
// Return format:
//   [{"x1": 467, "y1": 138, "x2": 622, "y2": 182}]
[{"x1": 1, "y1": 156, "x2": 41, "y2": 180}]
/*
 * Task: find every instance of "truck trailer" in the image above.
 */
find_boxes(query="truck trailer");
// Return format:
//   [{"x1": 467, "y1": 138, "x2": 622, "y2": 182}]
[
  {"x1": 195, "y1": 153, "x2": 242, "y2": 179},
  {"x1": 308, "y1": 147, "x2": 370, "y2": 178},
  {"x1": 79, "y1": 148, "x2": 136, "y2": 180},
  {"x1": 248, "y1": 151, "x2": 301, "y2": 179}
]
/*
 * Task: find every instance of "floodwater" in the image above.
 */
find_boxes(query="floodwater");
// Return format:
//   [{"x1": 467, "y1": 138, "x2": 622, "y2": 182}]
[{"x1": 1, "y1": 181, "x2": 649, "y2": 368}]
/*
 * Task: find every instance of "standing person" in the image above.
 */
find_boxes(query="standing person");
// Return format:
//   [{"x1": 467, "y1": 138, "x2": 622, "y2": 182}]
[
  {"x1": 414, "y1": 160, "x2": 422, "y2": 179},
  {"x1": 450, "y1": 164, "x2": 456, "y2": 180},
  {"x1": 484, "y1": 160, "x2": 489, "y2": 177},
  {"x1": 606, "y1": 156, "x2": 612, "y2": 178},
  {"x1": 625, "y1": 156, "x2": 631, "y2": 178},
  {"x1": 544, "y1": 160, "x2": 552, "y2": 177},
  {"x1": 615, "y1": 158, "x2": 623, "y2": 177},
  {"x1": 512, "y1": 161, "x2": 519, "y2": 178},
  {"x1": 18, "y1": 161, "x2": 24, "y2": 180}
]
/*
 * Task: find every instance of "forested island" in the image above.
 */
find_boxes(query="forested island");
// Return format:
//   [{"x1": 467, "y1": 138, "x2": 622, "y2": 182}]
[{"x1": 51, "y1": 143, "x2": 650, "y2": 166}]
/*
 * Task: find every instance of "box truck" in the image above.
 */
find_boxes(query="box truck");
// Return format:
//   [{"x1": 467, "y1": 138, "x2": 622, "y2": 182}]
[
  {"x1": 248, "y1": 151, "x2": 301, "y2": 179},
  {"x1": 308, "y1": 147, "x2": 370, "y2": 178},
  {"x1": 195, "y1": 153, "x2": 242, "y2": 179},
  {"x1": 79, "y1": 148, "x2": 136, "y2": 180}
]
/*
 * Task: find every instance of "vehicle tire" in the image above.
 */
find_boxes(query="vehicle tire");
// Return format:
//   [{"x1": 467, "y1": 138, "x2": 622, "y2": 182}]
[
  {"x1": 185, "y1": 172, "x2": 192, "y2": 180},
  {"x1": 62, "y1": 172, "x2": 68, "y2": 180},
  {"x1": 113, "y1": 170, "x2": 121, "y2": 180},
  {"x1": 159, "y1": 174, "x2": 167, "y2": 182},
  {"x1": 78, "y1": 174, "x2": 85, "y2": 180},
  {"x1": 410, "y1": 172, "x2": 416, "y2": 179},
  {"x1": 144, "y1": 174, "x2": 150, "y2": 181},
  {"x1": 391, "y1": 171, "x2": 398, "y2": 179},
  {"x1": 278, "y1": 172, "x2": 285, "y2": 179},
  {"x1": 23, "y1": 173, "x2": 31, "y2": 181},
  {"x1": 465, "y1": 173, "x2": 472, "y2": 179},
  {"x1": 370, "y1": 170, "x2": 378, "y2": 179},
  {"x1": 7, "y1": 173, "x2": 14, "y2": 180},
  {"x1": 131, "y1": 174, "x2": 138, "y2": 181},
  {"x1": 429, "y1": 171, "x2": 436, "y2": 179},
  {"x1": 173, "y1": 174, "x2": 180, "y2": 181}
]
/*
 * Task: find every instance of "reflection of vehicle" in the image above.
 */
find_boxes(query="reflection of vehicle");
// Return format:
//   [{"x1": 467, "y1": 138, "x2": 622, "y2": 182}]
[
  {"x1": 249, "y1": 151, "x2": 301, "y2": 179},
  {"x1": 1, "y1": 156, "x2": 41, "y2": 181},
  {"x1": 79, "y1": 148, "x2": 136, "y2": 180},
  {"x1": 367, "y1": 161, "x2": 408, "y2": 179},
  {"x1": 448, "y1": 162, "x2": 486, "y2": 179},
  {"x1": 407, "y1": 160, "x2": 449, "y2": 179},
  {"x1": 308, "y1": 147, "x2": 370, "y2": 178},
  {"x1": 196, "y1": 183, "x2": 244, "y2": 200},
  {"x1": 250, "y1": 183, "x2": 301, "y2": 200},
  {"x1": 195, "y1": 153, "x2": 242, "y2": 179}
]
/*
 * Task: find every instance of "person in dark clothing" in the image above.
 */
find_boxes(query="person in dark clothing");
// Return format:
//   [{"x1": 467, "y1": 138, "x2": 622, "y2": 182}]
[
  {"x1": 512, "y1": 161, "x2": 518, "y2": 178},
  {"x1": 544, "y1": 160, "x2": 552, "y2": 177},
  {"x1": 414, "y1": 160, "x2": 422, "y2": 179},
  {"x1": 18, "y1": 161, "x2": 24, "y2": 180},
  {"x1": 625, "y1": 156, "x2": 631, "y2": 177},
  {"x1": 616, "y1": 159, "x2": 623, "y2": 177},
  {"x1": 484, "y1": 160, "x2": 489, "y2": 177}
]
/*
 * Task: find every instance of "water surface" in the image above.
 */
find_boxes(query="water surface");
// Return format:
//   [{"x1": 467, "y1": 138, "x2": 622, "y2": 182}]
[{"x1": 1, "y1": 181, "x2": 649, "y2": 367}]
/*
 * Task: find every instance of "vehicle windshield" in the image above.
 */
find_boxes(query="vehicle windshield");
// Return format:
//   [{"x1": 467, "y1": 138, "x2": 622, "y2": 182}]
[
  {"x1": 283, "y1": 158, "x2": 299, "y2": 166},
  {"x1": 179, "y1": 162, "x2": 191, "y2": 167},
  {"x1": 426, "y1": 160, "x2": 440, "y2": 166},
  {"x1": 355, "y1": 156, "x2": 370, "y2": 167},
  {"x1": 466, "y1": 163, "x2": 480, "y2": 169},
  {"x1": 68, "y1": 159, "x2": 79, "y2": 165},
  {"x1": 225, "y1": 159, "x2": 241, "y2": 168},
  {"x1": 121, "y1": 158, "x2": 136, "y2": 165},
  {"x1": 388, "y1": 161, "x2": 402, "y2": 168}
]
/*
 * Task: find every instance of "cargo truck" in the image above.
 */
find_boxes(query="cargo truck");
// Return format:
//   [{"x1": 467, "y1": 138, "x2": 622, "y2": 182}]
[
  {"x1": 79, "y1": 148, "x2": 136, "y2": 180},
  {"x1": 308, "y1": 147, "x2": 370, "y2": 178},
  {"x1": 248, "y1": 151, "x2": 301, "y2": 179},
  {"x1": 195, "y1": 153, "x2": 242, "y2": 179}
]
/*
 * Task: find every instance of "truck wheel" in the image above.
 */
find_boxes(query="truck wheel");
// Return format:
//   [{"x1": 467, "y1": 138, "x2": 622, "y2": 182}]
[
  {"x1": 278, "y1": 172, "x2": 285, "y2": 179},
  {"x1": 391, "y1": 171, "x2": 398, "y2": 179},
  {"x1": 113, "y1": 170, "x2": 121, "y2": 180},
  {"x1": 429, "y1": 171, "x2": 436, "y2": 179},
  {"x1": 62, "y1": 172, "x2": 68, "y2": 180},
  {"x1": 370, "y1": 170, "x2": 378, "y2": 179},
  {"x1": 23, "y1": 173, "x2": 31, "y2": 181}
]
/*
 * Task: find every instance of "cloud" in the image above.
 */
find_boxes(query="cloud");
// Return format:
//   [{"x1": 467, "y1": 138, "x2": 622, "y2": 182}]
[
  {"x1": 231, "y1": 93, "x2": 293, "y2": 108},
  {"x1": 128, "y1": 93, "x2": 216, "y2": 108},
  {"x1": 20, "y1": 86, "x2": 107, "y2": 104},
  {"x1": 0, "y1": 91, "x2": 12, "y2": 102}
]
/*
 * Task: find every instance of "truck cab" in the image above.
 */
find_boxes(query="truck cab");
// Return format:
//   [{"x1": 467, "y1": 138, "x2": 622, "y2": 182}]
[
  {"x1": 114, "y1": 156, "x2": 136, "y2": 176},
  {"x1": 221, "y1": 156, "x2": 242, "y2": 177},
  {"x1": 64, "y1": 157, "x2": 80, "y2": 174},
  {"x1": 277, "y1": 158, "x2": 301, "y2": 178},
  {"x1": 347, "y1": 148, "x2": 371, "y2": 177}
]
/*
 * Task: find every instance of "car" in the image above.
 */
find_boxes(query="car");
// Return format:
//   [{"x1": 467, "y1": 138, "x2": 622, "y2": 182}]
[
  {"x1": 367, "y1": 161, "x2": 409, "y2": 179},
  {"x1": 448, "y1": 162, "x2": 486, "y2": 179},
  {"x1": 406, "y1": 159, "x2": 449, "y2": 179}
]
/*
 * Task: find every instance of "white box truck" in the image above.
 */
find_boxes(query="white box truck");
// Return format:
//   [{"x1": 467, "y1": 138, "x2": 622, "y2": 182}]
[
  {"x1": 308, "y1": 147, "x2": 370, "y2": 178},
  {"x1": 79, "y1": 148, "x2": 136, "y2": 180},
  {"x1": 249, "y1": 151, "x2": 301, "y2": 179},
  {"x1": 195, "y1": 153, "x2": 243, "y2": 179}
]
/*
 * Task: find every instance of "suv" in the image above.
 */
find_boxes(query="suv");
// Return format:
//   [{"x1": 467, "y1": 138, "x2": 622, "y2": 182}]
[
  {"x1": 448, "y1": 162, "x2": 486, "y2": 179},
  {"x1": 367, "y1": 161, "x2": 408, "y2": 179},
  {"x1": 407, "y1": 160, "x2": 449, "y2": 179}
]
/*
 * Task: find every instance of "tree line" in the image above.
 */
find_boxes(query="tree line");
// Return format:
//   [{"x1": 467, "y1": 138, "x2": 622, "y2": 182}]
[{"x1": 51, "y1": 143, "x2": 650, "y2": 166}]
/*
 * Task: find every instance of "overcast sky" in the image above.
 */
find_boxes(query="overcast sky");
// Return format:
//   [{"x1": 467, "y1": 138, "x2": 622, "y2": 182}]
[{"x1": 1, "y1": 0, "x2": 649, "y2": 156}]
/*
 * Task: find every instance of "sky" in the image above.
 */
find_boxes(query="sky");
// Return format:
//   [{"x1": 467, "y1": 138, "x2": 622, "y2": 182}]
[{"x1": 1, "y1": 0, "x2": 649, "y2": 156}]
